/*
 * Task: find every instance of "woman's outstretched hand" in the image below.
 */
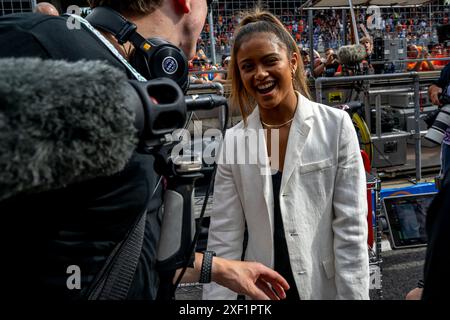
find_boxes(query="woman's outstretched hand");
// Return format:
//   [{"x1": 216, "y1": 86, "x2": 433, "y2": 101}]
[{"x1": 211, "y1": 256, "x2": 290, "y2": 300}]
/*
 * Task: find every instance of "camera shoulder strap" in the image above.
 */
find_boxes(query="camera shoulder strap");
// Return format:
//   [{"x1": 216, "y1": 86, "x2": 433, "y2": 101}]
[
  {"x1": 65, "y1": 14, "x2": 147, "y2": 82},
  {"x1": 83, "y1": 209, "x2": 147, "y2": 300}
]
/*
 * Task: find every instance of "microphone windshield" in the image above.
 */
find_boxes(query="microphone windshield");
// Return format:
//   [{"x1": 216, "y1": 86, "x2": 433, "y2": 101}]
[
  {"x1": 337, "y1": 44, "x2": 367, "y2": 65},
  {"x1": 0, "y1": 58, "x2": 138, "y2": 201}
]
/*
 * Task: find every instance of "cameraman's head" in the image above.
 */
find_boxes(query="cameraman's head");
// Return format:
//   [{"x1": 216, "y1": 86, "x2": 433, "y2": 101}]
[
  {"x1": 325, "y1": 48, "x2": 335, "y2": 59},
  {"x1": 88, "y1": 0, "x2": 163, "y2": 15},
  {"x1": 88, "y1": 0, "x2": 209, "y2": 59},
  {"x1": 360, "y1": 36, "x2": 373, "y2": 56},
  {"x1": 300, "y1": 49, "x2": 310, "y2": 65}
]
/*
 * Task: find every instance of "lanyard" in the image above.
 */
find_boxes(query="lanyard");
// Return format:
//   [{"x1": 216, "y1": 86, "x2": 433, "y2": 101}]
[{"x1": 68, "y1": 14, "x2": 147, "y2": 82}]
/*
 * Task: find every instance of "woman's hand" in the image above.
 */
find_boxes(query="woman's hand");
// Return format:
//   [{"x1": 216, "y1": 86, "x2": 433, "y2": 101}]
[{"x1": 211, "y1": 257, "x2": 290, "y2": 300}]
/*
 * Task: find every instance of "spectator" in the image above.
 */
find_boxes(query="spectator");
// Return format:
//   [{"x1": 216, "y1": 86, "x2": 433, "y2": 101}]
[
  {"x1": 430, "y1": 43, "x2": 448, "y2": 70},
  {"x1": 359, "y1": 36, "x2": 375, "y2": 75},
  {"x1": 213, "y1": 56, "x2": 230, "y2": 84},
  {"x1": 199, "y1": 4, "x2": 446, "y2": 65},
  {"x1": 407, "y1": 45, "x2": 435, "y2": 71},
  {"x1": 189, "y1": 56, "x2": 211, "y2": 83},
  {"x1": 300, "y1": 49, "x2": 312, "y2": 78}
]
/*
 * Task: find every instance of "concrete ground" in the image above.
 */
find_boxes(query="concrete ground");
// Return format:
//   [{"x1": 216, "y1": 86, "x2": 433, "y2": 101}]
[{"x1": 371, "y1": 246, "x2": 426, "y2": 300}]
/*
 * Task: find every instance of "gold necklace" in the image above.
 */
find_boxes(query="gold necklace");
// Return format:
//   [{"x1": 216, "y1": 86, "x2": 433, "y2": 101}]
[{"x1": 260, "y1": 117, "x2": 294, "y2": 129}]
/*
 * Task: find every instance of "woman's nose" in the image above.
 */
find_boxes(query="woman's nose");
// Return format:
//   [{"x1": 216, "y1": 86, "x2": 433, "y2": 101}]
[{"x1": 254, "y1": 65, "x2": 268, "y2": 80}]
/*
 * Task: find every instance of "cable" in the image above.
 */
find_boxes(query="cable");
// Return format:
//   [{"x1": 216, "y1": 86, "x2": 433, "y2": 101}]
[{"x1": 352, "y1": 112, "x2": 374, "y2": 163}]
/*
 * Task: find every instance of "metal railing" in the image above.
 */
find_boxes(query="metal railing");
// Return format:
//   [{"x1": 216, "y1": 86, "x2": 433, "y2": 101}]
[
  {"x1": 315, "y1": 72, "x2": 427, "y2": 181},
  {"x1": 370, "y1": 57, "x2": 450, "y2": 66}
]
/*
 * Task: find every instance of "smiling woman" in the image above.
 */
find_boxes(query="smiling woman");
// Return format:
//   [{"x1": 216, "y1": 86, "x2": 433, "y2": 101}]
[
  {"x1": 203, "y1": 9, "x2": 370, "y2": 300},
  {"x1": 228, "y1": 10, "x2": 310, "y2": 124},
  {"x1": 237, "y1": 34, "x2": 298, "y2": 117}
]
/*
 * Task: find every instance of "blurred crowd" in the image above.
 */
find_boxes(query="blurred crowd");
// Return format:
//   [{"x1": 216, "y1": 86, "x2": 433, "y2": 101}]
[{"x1": 191, "y1": 2, "x2": 449, "y2": 80}]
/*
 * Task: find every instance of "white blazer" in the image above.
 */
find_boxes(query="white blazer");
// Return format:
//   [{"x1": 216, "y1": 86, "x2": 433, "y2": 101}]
[{"x1": 203, "y1": 92, "x2": 369, "y2": 300}]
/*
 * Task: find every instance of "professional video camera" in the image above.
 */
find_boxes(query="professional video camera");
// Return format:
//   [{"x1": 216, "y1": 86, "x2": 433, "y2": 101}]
[
  {"x1": 0, "y1": 56, "x2": 227, "y2": 300},
  {"x1": 337, "y1": 44, "x2": 368, "y2": 75},
  {"x1": 130, "y1": 79, "x2": 228, "y2": 302}
]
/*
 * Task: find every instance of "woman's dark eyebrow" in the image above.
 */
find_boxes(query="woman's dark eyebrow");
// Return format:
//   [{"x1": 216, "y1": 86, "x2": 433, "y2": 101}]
[
  {"x1": 239, "y1": 53, "x2": 280, "y2": 65},
  {"x1": 263, "y1": 53, "x2": 281, "y2": 60}
]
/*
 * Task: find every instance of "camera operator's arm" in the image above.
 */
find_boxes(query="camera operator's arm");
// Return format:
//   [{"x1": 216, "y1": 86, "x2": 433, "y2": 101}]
[
  {"x1": 429, "y1": 84, "x2": 443, "y2": 106},
  {"x1": 176, "y1": 253, "x2": 289, "y2": 300},
  {"x1": 313, "y1": 58, "x2": 327, "y2": 77}
]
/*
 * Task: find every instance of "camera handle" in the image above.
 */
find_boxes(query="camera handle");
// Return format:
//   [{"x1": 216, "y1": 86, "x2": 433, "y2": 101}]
[{"x1": 154, "y1": 145, "x2": 204, "y2": 300}]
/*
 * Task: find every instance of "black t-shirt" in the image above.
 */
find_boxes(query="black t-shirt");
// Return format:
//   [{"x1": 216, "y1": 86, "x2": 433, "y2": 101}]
[
  {"x1": 324, "y1": 62, "x2": 340, "y2": 77},
  {"x1": 0, "y1": 13, "x2": 162, "y2": 300},
  {"x1": 272, "y1": 171, "x2": 300, "y2": 300}
]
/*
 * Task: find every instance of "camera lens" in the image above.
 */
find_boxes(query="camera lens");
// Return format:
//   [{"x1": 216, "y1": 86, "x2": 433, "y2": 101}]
[{"x1": 425, "y1": 104, "x2": 450, "y2": 145}]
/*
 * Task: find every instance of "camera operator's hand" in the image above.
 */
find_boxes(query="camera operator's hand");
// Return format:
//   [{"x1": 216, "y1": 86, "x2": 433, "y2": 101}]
[
  {"x1": 211, "y1": 256, "x2": 290, "y2": 300},
  {"x1": 429, "y1": 84, "x2": 443, "y2": 106}
]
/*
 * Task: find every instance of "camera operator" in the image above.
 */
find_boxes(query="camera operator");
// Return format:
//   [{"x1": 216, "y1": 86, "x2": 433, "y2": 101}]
[
  {"x1": 405, "y1": 62, "x2": 450, "y2": 300},
  {"x1": 0, "y1": 0, "x2": 288, "y2": 300},
  {"x1": 314, "y1": 48, "x2": 340, "y2": 77},
  {"x1": 428, "y1": 62, "x2": 450, "y2": 177},
  {"x1": 359, "y1": 37, "x2": 375, "y2": 75},
  {"x1": 405, "y1": 171, "x2": 450, "y2": 301},
  {"x1": 422, "y1": 170, "x2": 450, "y2": 300}
]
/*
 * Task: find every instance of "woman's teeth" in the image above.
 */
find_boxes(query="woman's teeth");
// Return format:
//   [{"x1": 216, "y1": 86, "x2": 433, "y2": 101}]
[{"x1": 257, "y1": 82, "x2": 276, "y2": 93}]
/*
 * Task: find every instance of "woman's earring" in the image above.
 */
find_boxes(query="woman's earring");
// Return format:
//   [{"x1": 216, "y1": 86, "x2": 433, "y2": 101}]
[{"x1": 291, "y1": 69, "x2": 296, "y2": 87}]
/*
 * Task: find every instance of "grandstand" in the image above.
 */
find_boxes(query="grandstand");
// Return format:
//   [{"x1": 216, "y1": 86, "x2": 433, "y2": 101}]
[{"x1": 202, "y1": 0, "x2": 449, "y2": 61}]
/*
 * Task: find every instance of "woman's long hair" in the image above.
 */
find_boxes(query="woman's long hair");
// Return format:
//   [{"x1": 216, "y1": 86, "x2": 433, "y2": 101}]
[{"x1": 229, "y1": 9, "x2": 311, "y2": 124}]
